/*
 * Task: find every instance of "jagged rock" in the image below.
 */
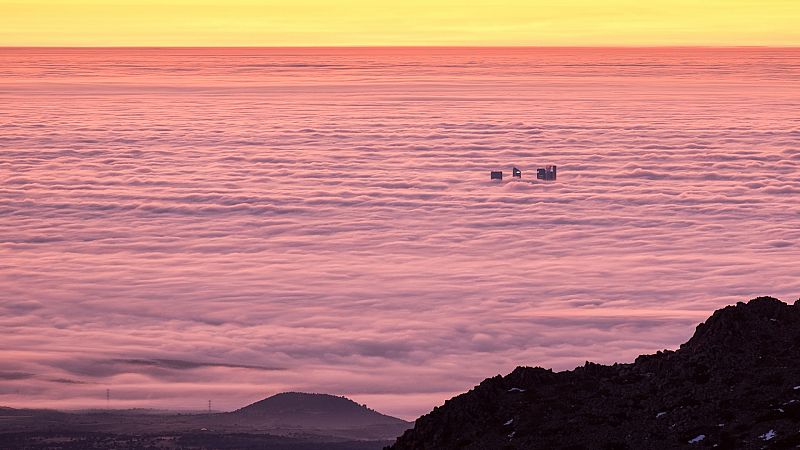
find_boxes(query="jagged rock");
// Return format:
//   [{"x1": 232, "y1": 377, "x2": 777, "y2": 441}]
[{"x1": 389, "y1": 297, "x2": 800, "y2": 450}]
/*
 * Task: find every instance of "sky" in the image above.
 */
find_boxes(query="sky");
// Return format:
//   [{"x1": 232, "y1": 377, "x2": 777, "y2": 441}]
[{"x1": 1, "y1": 0, "x2": 799, "y2": 46}]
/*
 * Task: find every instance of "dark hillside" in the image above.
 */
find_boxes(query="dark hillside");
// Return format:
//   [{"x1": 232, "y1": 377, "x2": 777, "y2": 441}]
[{"x1": 391, "y1": 297, "x2": 800, "y2": 450}]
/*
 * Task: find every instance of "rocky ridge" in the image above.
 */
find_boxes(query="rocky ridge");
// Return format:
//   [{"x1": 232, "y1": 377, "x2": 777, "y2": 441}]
[{"x1": 390, "y1": 297, "x2": 800, "y2": 450}]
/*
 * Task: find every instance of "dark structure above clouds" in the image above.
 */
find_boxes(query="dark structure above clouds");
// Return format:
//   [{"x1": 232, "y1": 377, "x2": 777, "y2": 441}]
[
  {"x1": 537, "y1": 165, "x2": 557, "y2": 181},
  {"x1": 491, "y1": 165, "x2": 556, "y2": 181}
]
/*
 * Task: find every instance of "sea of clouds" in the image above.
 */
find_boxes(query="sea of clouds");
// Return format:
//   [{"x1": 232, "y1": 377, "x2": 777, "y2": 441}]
[{"x1": 1, "y1": 47, "x2": 799, "y2": 419}]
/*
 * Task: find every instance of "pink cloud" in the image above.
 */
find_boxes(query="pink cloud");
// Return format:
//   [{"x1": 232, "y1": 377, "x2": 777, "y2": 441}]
[{"x1": 1, "y1": 47, "x2": 799, "y2": 420}]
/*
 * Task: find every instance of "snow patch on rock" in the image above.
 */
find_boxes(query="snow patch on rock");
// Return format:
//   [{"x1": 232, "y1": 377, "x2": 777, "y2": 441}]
[{"x1": 688, "y1": 434, "x2": 705, "y2": 444}]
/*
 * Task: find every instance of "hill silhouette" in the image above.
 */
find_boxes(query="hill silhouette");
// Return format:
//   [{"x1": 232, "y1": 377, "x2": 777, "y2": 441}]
[
  {"x1": 0, "y1": 392, "x2": 410, "y2": 449},
  {"x1": 390, "y1": 297, "x2": 800, "y2": 450},
  {"x1": 233, "y1": 392, "x2": 409, "y2": 429}
]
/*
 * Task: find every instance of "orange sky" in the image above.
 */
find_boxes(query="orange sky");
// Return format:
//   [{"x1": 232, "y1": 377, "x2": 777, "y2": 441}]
[{"x1": 1, "y1": 0, "x2": 799, "y2": 46}]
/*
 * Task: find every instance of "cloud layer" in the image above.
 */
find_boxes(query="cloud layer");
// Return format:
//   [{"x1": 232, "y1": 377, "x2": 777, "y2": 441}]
[{"x1": 1, "y1": 47, "x2": 799, "y2": 419}]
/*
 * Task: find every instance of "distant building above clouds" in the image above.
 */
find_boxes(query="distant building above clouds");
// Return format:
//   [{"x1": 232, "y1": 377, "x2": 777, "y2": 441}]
[
  {"x1": 537, "y1": 165, "x2": 557, "y2": 181},
  {"x1": 492, "y1": 165, "x2": 556, "y2": 181}
]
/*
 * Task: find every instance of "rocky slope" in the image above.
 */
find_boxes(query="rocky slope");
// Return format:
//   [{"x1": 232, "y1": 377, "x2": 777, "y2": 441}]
[{"x1": 390, "y1": 297, "x2": 800, "y2": 450}]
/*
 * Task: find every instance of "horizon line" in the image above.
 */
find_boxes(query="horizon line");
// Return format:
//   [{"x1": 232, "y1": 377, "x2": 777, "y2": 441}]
[{"x1": 3, "y1": 44, "x2": 799, "y2": 49}]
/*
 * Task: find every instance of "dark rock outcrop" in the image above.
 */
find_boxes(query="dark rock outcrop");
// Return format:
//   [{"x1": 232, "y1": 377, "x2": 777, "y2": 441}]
[{"x1": 390, "y1": 297, "x2": 800, "y2": 450}]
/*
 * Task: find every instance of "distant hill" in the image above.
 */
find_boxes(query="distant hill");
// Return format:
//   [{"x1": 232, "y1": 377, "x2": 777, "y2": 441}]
[
  {"x1": 233, "y1": 392, "x2": 409, "y2": 430},
  {"x1": 390, "y1": 297, "x2": 800, "y2": 449},
  {"x1": 0, "y1": 392, "x2": 410, "y2": 449}
]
